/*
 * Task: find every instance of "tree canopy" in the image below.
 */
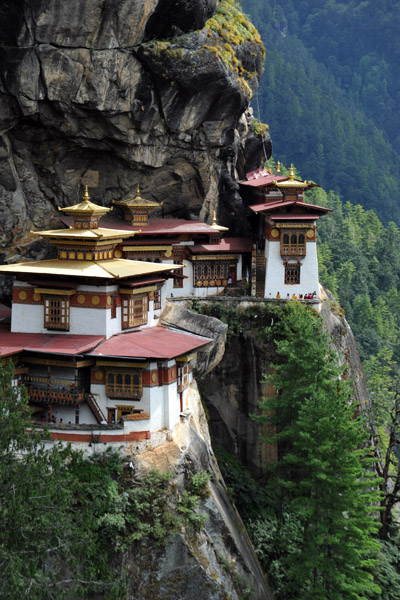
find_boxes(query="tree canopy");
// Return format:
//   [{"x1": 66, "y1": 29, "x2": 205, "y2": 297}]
[
  {"x1": 241, "y1": 0, "x2": 400, "y2": 224},
  {"x1": 218, "y1": 303, "x2": 381, "y2": 599}
]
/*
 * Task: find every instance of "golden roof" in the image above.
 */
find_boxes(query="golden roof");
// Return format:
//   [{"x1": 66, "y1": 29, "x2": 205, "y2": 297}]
[
  {"x1": 0, "y1": 259, "x2": 182, "y2": 279},
  {"x1": 210, "y1": 211, "x2": 229, "y2": 232},
  {"x1": 59, "y1": 186, "x2": 112, "y2": 217},
  {"x1": 30, "y1": 228, "x2": 135, "y2": 241},
  {"x1": 273, "y1": 165, "x2": 310, "y2": 190},
  {"x1": 114, "y1": 185, "x2": 162, "y2": 208}
]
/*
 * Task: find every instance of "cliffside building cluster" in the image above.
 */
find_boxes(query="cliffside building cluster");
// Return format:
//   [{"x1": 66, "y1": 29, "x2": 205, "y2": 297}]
[{"x1": 0, "y1": 167, "x2": 329, "y2": 446}]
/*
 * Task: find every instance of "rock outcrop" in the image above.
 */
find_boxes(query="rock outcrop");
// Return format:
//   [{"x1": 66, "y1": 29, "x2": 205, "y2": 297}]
[
  {"x1": 319, "y1": 287, "x2": 370, "y2": 411},
  {"x1": 160, "y1": 301, "x2": 228, "y2": 376},
  {"x1": 0, "y1": 0, "x2": 270, "y2": 270},
  {"x1": 197, "y1": 295, "x2": 371, "y2": 477},
  {"x1": 130, "y1": 382, "x2": 273, "y2": 600}
]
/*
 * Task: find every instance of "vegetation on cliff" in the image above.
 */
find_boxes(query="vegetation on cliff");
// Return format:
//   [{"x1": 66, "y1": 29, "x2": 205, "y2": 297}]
[
  {"x1": 204, "y1": 0, "x2": 265, "y2": 97},
  {"x1": 211, "y1": 303, "x2": 382, "y2": 599},
  {"x1": 306, "y1": 185, "x2": 400, "y2": 538},
  {"x1": 256, "y1": 303, "x2": 381, "y2": 599},
  {"x1": 0, "y1": 363, "x2": 212, "y2": 600},
  {"x1": 304, "y1": 185, "x2": 400, "y2": 364}
]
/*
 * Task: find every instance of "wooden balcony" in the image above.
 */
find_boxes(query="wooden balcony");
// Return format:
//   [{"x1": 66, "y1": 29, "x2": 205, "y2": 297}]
[
  {"x1": 280, "y1": 244, "x2": 306, "y2": 257},
  {"x1": 23, "y1": 375, "x2": 85, "y2": 405},
  {"x1": 105, "y1": 384, "x2": 141, "y2": 400}
]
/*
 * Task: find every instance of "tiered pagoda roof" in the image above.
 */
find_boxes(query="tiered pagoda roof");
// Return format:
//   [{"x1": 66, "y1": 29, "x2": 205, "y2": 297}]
[
  {"x1": 243, "y1": 164, "x2": 330, "y2": 221},
  {"x1": 0, "y1": 186, "x2": 182, "y2": 282}
]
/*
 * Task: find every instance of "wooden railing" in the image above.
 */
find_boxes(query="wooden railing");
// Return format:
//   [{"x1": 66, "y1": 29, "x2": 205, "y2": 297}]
[
  {"x1": 280, "y1": 244, "x2": 306, "y2": 257},
  {"x1": 105, "y1": 384, "x2": 142, "y2": 400},
  {"x1": 86, "y1": 393, "x2": 106, "y2": 423},
  {"x1": 23, "y1": 375, "x2": 85, "y2": 405}
]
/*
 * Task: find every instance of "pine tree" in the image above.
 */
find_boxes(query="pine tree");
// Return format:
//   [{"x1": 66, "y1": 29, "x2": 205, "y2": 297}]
[{"x1": 256, "y1": 303, "x2": 381, "y2": 600}]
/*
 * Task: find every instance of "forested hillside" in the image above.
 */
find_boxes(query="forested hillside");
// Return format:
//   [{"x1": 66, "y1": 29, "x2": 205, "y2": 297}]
[
  {"x1": 242, "y1": 0, "x2": 400, "y2": 224},
  {"x1": 305, "y1": 186, "x2": 400, "y2": 364}
]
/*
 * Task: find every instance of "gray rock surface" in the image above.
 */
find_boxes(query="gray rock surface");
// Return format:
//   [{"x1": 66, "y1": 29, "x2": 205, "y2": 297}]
[
  {"x1": 319, "y1": 287, "x2": 370, "y2": 411},
  {"x1": 160, "y1": 301, "x2": 228, "y2": 375},
  {"x1": 131, "y1": 394, "x2": 273, "y2": 600},
  {"x1": 197, "y1": 295, "x2": 371, "y2": 476},
  {"x1": 0, "y1": 0, "x2": 270, "y2": 270}
]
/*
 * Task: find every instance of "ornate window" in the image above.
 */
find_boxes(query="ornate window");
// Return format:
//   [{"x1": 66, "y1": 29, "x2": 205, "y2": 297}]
[
  {"x1": 193, "y1": 260, "x2": 231, "y2": 287},
  {"x1": 284, "y1": 263, "x2": 301, "y2": 285},
  {"x1": 281, "y1": 230, "x2": 306, "y2": 257},
  {"x1": 43, "y1": 295, "x2": 70, "y2": 331},
  {"x1": 121, "y1": 293, "x2": 148, "y2": 329},
  {"x1": 153, "y1": 289, "x2": 161, "y2": 310},
  {"x1": 116, "y1": 405, "x2": 135, "y2": 420},
  {"x1": 106, "y1": 370, "x2": 142, "y2": 399}
]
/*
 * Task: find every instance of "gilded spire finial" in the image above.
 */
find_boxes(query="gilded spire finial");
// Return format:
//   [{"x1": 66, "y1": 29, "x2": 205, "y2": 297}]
[
  {"x1": 276, "y1": 161, "x2": 281, "y2": 173},
  {"x1": 83, "y1": 184, "x2": 90, "y2": 201},
  {"x1": 135, "y1": 184, "x2": 141, "y2": 198},
  {"x1": 289, "y1": 164, "x2": 295, "y2": 180},
  {"x1": 210, "y1": 209, "x2": 229, "y2": 232}
]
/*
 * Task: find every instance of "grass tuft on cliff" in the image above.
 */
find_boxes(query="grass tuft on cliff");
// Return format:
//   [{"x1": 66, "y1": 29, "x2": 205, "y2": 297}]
[{"x1": 205, "y1": 0, "x2": 265, "y2": 97}]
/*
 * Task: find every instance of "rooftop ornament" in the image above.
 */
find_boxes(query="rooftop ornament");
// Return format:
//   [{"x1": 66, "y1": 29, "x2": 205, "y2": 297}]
[
  {"x1": 114, "y1": 185, "x2": 162, "y2": 209},
  {"x1": 273, "y1": 164, "x2": 311, "y2": 190},
  {"x1": 210, "y1": 211, "x2": 229, "y2": 232},
  {"x1": 114, "y1": 185, "x2": 162, "y2": 226},
  {"x1": 58, "y1": 185, "x2": 112, "y2": 229}
]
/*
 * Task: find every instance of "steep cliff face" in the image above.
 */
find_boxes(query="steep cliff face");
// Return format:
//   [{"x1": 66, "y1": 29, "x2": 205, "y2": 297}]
[
  {"x1": 0, "y1": 0, "x2": 270, "y2": 269},
  {"x1": 129, "y1": 384, "x2": 272, "y2": 600},
  {"x1": 197, "y1": 294, "x2": 370, "y2": 477}
]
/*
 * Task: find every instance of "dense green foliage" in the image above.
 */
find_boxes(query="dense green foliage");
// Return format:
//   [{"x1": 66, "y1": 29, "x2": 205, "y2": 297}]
[
  {"x1": 0, "y1": 363, "x2": 209, "y2": 599},
  {"x1": 256, "y1": 303, "x2": 381, "y2": 599},
  {"x1": 218, "y1": 447, "x2": 400, "y2": 600},
  {"x1": 309, "y1": 185, "x2": 400, "y2": 548},
  {"x1": 0, "y1": 364, "x2": 127, "y2": 599},
  {"x1": 305, "y1": 186, "x2": 400, "y2": 364},
  {"x1": 241, "y1": 0, "x2": 400, "y2": 224},
  {"x1": 217, "y1": 304, "x2": 381, "y2": 599}
]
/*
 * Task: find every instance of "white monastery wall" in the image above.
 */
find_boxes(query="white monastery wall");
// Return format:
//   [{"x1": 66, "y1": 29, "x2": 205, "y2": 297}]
[
  {"x1": 12, "y1": 303, "x2": 43, "y2": 333},
  {"x1": 12, "y1": 282, "x2": 162, "y2": 335},
  {"x1": 149, "y1": 384, "x2": 166, "y2": 431},
  {"x1": 162, "y1": 381, "x2": 180, "y2": 430},
  {"x1": 264, "y1": 240, "x2": 320, "y2": 299}
]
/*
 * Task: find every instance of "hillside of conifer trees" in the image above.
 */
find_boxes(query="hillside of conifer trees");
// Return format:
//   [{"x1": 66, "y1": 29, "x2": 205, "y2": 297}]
[{"x1": 242, "y1": 0, "x2": 400, "y2": 225}]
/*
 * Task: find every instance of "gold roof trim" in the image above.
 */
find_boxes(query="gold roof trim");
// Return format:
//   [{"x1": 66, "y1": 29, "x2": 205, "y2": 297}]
[
  {"x1": 114, "y1": 185, "x2": 162, "y2": 208},
  {"x1": 59, "y1": 186, "x2": 112, "y2": 217},
  {"x1": 30, "y1": 228, "x2": 135, "y2": 240},
  {"x1": 0, "y1": 259, "x2": 183, "y2": 279},
  {"x1": 274, "y1": 180, "x2": 310, "y2": 189},
  {"x1": 191, "y1": 254, "x2": 239, "y2": 261},
  {"x1": 121, "y1": 245, "x2": 172, "y2": 252},
  {"x1": 34, "y1": 288, "x2": 75, "y2": 296},
  {"x1": 176, "y1": 352, "x2": 197, "y2": 363},
  {"x1": 119, "y1": 285, "x2": 158, "y2": 295},
  {"x1": 95, "y1": 360, "x2": 149, "y2": 368},
  {"x1": 272, "y1": 163, "x2": 311, "y2": 189}
]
